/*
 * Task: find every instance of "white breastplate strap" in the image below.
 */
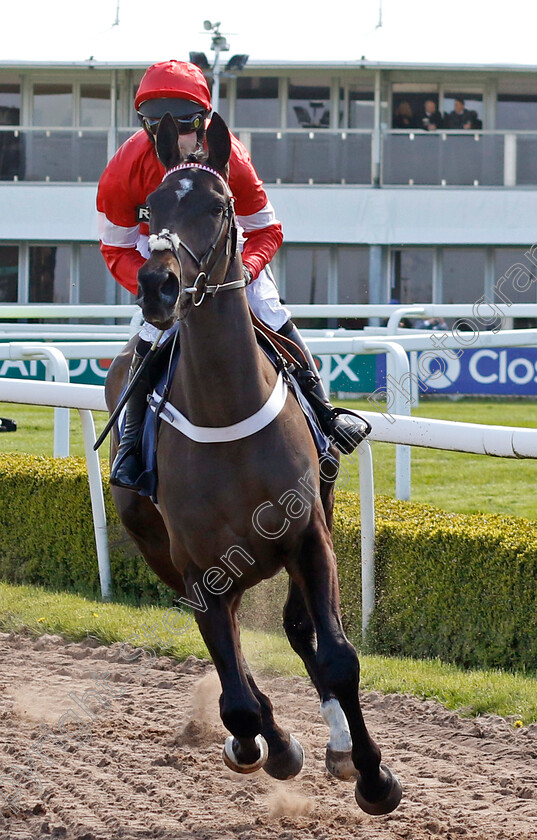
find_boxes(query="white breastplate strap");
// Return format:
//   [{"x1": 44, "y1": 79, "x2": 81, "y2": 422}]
[{"x1": 149, "y1": 371, "x2": 288, "y2": 443}]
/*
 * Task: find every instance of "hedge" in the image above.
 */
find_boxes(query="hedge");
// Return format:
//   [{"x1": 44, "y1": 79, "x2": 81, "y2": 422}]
[
  {"x1": 1, "y1": 454, "x2": 537, "y2": 671},
  {"x1": 334, "y1": 492, "x2": 537, "y2": 671},
  {"x1": 0, "y1": 454, "x2": 172, "y2": 605}
]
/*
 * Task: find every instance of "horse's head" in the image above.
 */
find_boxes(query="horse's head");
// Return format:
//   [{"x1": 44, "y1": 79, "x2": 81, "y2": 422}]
[{"x1": 137, "y1": 112, "x2": 239, "y2": 328}]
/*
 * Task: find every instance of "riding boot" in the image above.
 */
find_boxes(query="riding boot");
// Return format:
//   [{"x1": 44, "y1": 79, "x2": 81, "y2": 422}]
[
  {"x1": 278, "y1": 320, "x2": 370, "y2": 455},
  {"x1": 109, "y1": 341, "x2": 153, "y2": 490}
]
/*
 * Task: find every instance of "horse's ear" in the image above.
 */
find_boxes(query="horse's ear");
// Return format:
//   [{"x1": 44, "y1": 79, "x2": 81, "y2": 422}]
[
  {"x1": 155, "y1": 112, "x2": 181, "y2": 170},
  {"x1": 206, "y1": 113, "x2": 231, "y2": 174}
]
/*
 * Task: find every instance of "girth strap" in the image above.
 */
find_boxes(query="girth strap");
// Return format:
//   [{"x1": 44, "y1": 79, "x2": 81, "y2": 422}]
[{"x1": 148, "y1": 371, "x2": 288, "y2": 443}]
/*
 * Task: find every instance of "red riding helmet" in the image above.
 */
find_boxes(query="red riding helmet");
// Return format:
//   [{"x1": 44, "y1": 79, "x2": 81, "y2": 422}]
[{"x1": 135, "y1": 60, "x2": 212, "y2": 116}]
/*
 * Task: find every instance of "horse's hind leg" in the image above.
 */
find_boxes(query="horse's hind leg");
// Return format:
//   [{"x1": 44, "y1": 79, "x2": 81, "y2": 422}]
[
  {"x1": 241, "y1": 659, "x2": 304, "y2": 780},
  {"x1": 287, "y1": 514, "x2": 402, "y2": 815},
  {"x1": 283, "y1": 579, "x2": 356, "y2": 781},
  {"x1": 190, "y1": 583, "x2": 267, "y2": 774},
  {"x1": 291, "y1": 447, "x2": 360, "y2": 780}
]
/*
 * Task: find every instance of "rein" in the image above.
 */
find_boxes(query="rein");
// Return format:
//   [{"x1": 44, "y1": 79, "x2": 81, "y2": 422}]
[{"x1": 148, "y1": 163, "x2": 247, "y2": 307}]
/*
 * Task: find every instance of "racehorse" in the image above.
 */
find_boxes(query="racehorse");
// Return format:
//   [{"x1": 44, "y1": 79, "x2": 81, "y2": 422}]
[{"x1": 105, "y1": 112, "x2": 402, "y2": 815}]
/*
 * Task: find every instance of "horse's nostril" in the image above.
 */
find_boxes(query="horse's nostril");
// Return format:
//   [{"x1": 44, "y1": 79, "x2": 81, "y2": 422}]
[{"x1": 161, "y1": 272, "x2": 179, "y2": 303}]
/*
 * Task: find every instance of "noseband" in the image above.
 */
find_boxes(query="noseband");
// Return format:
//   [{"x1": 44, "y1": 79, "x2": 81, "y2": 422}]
[{"x1": 147, "y1": 163, "x2": 247, "y2": 308}]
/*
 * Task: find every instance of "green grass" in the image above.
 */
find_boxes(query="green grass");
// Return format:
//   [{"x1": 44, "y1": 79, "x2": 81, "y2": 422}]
[
  {"x1": 337, "y1": 397, "x2": 537, "y2": 520},
  {"x1": 1, "y1": 398, "x2": 535, "y2": 519},
  {"x1": 1, "y1": 582, "x2": 536, "y2": 724},
  {"x1": 0, "y1": 404, "x2": 109, "y2": 459}
]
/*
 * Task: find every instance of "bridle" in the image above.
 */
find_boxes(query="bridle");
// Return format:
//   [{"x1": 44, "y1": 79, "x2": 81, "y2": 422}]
[{"x1": 147, "y1": 163, "x2": 247, "y2": 308}]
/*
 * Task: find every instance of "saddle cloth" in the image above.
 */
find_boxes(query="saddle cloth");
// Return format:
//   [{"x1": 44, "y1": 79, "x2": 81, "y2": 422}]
[{"x1": 118, "y1": 343, "x2": 333, "y2": 503}]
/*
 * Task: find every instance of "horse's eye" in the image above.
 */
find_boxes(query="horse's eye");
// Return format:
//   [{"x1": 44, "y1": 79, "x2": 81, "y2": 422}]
[{"x1": 211, "y1": 204, "x2": 225, "y2": 217}]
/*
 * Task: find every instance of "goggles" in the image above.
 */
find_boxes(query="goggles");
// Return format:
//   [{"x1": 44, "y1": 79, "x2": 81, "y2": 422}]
[{"x1": 139, "y1": 112, "x2": 205, "y2": 136}]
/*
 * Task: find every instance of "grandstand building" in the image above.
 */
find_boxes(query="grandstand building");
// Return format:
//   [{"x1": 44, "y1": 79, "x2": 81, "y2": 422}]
[{"x1": 1, "y1": 58, "x2": 536, "y2": 320}]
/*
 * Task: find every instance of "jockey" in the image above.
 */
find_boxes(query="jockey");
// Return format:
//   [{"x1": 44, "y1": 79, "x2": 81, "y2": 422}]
[{"x1": 97, "y1": 60, "x2": 368, "y2": 490}]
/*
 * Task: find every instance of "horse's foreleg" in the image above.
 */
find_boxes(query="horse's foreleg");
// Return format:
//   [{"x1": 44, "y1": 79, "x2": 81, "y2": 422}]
[
  {"x1": 288, "y1": 515, "x2": 402, "y2": 815},
  {"x1": 283, "y1": 579, "x2": 356, "y2": 781},
  {"x1": 241, "y1": 659, "x2": 304, "y2": 780},
  {"x1": 189, "y1": 583, "x2": 267, "y2": 773}
]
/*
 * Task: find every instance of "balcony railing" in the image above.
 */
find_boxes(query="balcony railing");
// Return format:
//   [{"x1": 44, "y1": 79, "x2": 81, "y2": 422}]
[
  {"x1": 238, "y1": 129, "x2": 374, "y2": 185},
  {"x1": 1, "y1": 126, "x2": 537, "y2": 187},
  {"x1": 0, "y1": 127, "x2": 109, "y2": 182}
]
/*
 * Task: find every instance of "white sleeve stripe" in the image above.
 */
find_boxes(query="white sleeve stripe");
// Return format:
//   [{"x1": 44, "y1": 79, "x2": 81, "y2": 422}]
[
  {"x1": 97, "y1": 211, "x2": 140, "y2": 248},
  {"x1": 236, "y1": 201, "x2": 280, "y2": 232}
]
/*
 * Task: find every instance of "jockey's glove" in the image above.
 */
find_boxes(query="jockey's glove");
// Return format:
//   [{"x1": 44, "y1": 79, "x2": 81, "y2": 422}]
[{"x1": 243, "y1": 266, "x2": 254, "y2": 286}]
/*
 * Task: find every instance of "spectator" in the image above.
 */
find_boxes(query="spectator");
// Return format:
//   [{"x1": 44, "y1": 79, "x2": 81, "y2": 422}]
[
  {"x1": 466, "y1": 109, "x2": 482, "y2": 129},
  {"x1": 418, "y1": 99, "x2": 443, "y2": 130},
  {"x1": 393, "y1": 101, "x2": 416, "y2": 129},
  {"x1": 445, "y1": 97, "x2": 478, "y2": 129},
  {"x1": 416, "y1": 317, "x2": 449, "y2": 330}
]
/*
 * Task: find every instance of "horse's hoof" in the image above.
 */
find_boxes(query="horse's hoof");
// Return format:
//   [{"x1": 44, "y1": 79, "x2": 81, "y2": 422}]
[
  {"x1": 325, "y1": 747, "x2": 358, "y2": 781},
  {"x1": 354, "y1": 764, "x2": 403, "y2": 815},
  {"x1": 264, "y1": 734, "x2": 304, "y2": 780},
  {"x1": 223, "y1": 735, "x2": 268, "y2": 774}
]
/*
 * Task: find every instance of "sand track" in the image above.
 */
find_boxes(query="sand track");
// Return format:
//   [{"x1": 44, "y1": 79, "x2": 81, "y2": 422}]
[{"x1": 0, "y1": 632, "x2": 536, "y2": 840}]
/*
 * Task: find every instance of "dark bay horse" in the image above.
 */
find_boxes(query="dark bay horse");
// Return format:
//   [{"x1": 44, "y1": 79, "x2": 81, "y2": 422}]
[{"x1": 105, "y1": 112, "x2": 401, "y2": 814}]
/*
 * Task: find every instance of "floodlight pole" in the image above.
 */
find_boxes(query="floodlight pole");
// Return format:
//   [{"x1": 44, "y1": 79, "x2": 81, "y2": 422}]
[
  {"x1": 198, "y1": 21, "x2": 247, "y2": 115},
  {"x1": 203, "y1": 21, "x2": 230, "y2": 115},
  {"x1": 212, "y1": 46, "x2": 223, "y2": 113}
]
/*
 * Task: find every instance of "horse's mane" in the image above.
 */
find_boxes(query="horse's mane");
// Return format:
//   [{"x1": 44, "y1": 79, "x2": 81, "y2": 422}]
[{"x1": 184, "y1": 149, "x2": 205, "y2": 164}]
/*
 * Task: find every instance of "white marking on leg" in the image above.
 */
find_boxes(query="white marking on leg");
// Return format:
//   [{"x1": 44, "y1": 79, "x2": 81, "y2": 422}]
[{"x1": 320, "y1": 698, "x2": 352, "y2": 752}]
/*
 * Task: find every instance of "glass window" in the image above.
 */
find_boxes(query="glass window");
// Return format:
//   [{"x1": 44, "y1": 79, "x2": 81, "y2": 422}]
[
  {"x1": 391, "y1": 248, "x2": 433, "y2": 303},
  {"x1": 495, "y1": 248, "x2": 537, "y2": 305},
  {"x1": 0, "y1": 85, "x2": 22, "y2": 178},
  {"x1": 29, "y1": 246, "x2": 70, "y2": 303},
  {"x1": 443, "y1": 93, "x2": 483, "y2": 129},
  {"x1": 392, "y1": 92, "x2": 442, "y2": 130},
  {"x1": 496, "y1": 95, "x2": 537, "y2": 130},
  {"x1": 284, "y1": 247, "x2": 329, "y2": 304},
  {"x1": 288, "y1": 78, "x2": 331, "y2": 129},
  {"x1": 33, "y1": 84, "x2": 73, "y2": 126},
  {"x1": 344, "y1": 85, "x2": 374, "y2": 129},
  {"x1": 79, "y1": 244, "x2": 114, "y2": 304},
  {"x1": 236, "y1": 77, "x2": 279, "y2": 128},
  {"x1": 338, "y1": 247, "x2": 369, "y2": 302},
  {"x1": 443, "y1": 248, "x2": 485, "y2": 303},
  {"x1": 0, "y1": 84, "x2": 20, "y2": 125},
  {"x1": 0, "y1": 246, "x2": 18, "y2": 302},
  {"x1": 80, "y1": 84, "x2": 110, "y2": 127}
]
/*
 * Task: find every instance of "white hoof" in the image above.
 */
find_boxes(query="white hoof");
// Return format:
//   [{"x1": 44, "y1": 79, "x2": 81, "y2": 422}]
[{"x1": 223, "y1": 734, "x2": 268, "y2": 774}]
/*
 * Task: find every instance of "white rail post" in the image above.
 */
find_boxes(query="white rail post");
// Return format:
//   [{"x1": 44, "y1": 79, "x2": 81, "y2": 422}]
[
  {"x1": 386, "y1": 305, "x2": 425, "y2": 335},
  {"x1": 319, "y1": 354, "x2": 331, "y2": 395},
  {"x1": 358, "y1": 440, "x2": 376, "y2": 641},
  {"x1": 363, "y1": 340, "x2": 412, "y2": 501},
  {"x1": 79, "y1": 409, "x2": 111, "y2": 600},
  {"x1": 12, "y1": 344, "x2": 71, "y2": 457}
]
